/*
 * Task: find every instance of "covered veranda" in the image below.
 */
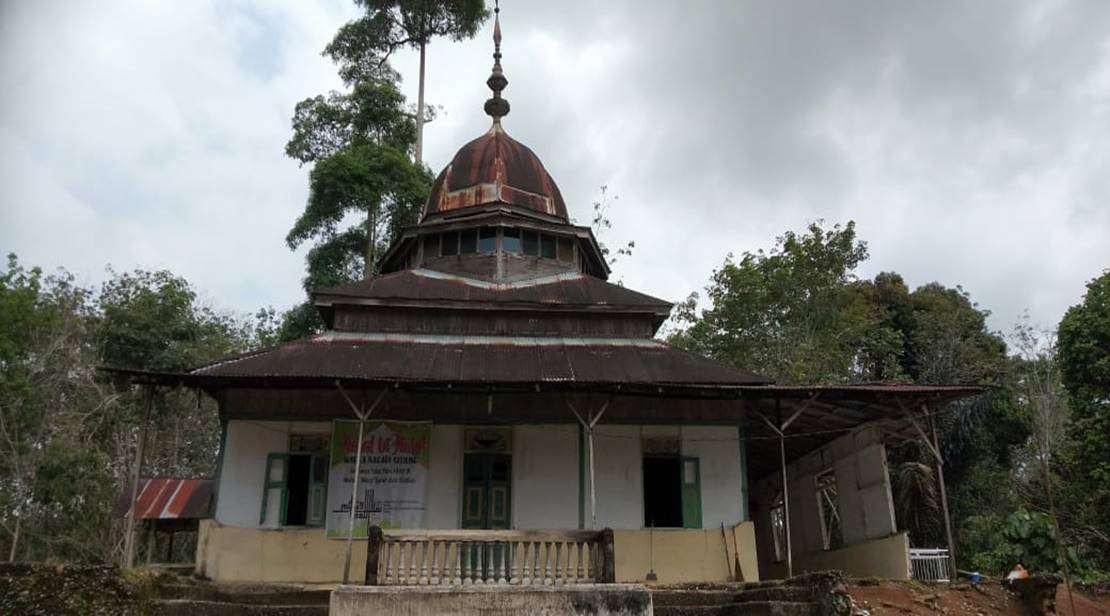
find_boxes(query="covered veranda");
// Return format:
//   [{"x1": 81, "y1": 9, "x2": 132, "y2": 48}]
[{"x1": 109, "y1": 358, "x2": 981, "y2": 585}]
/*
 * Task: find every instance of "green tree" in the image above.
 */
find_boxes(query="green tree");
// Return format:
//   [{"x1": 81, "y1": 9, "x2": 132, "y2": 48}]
[
  {"x1": 670, "y1": 221, "x2": 903, "y2": 383},
  {"x1": 283, "y1": 24, "x2": 443, "y2": 340},
  {"x1": 0, "y1": 256, "x2": 255, "y2": 564},
  {"x1": 1056, "y1": 270, "x2": 1110, "y2": 568},
  {"x1": 0, "y1": 255, "x2": 98, "y2": 562},
  {"x1": 667, "y1": 223, "x2": 1027, "y2": 557},
  {"x1": 325, "y1": 0, "x2": 488, "y2": 162}
]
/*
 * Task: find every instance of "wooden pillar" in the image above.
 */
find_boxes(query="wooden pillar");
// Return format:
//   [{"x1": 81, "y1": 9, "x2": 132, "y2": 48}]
[
  {"x1": 365, "y1": 525, "x2": 384, "y2": 585},
  {"x1": 336, "y1": 384, "x2": 388, "y2": 585},
  {"x1": 587, "y1": 428, "x2": 598, "y2": 530},
  {"x1": 342, "y1": 416, "x2": 367, "y2": 584},
  {"x1": 777, "y1": 401, "x2": 793, "y2": 579},
  {"x1": 566, "y1": 397, "x2": 610, "y2": 531},
  {"x1": 144, "y1": 523, "x2": 155, "y2": 565},
  {"x1": 123, "y1": 385, "x2": 154, "y2": 569},
  {"x1": 927, "y1": 407, "x2": 957, "y2": 577}
]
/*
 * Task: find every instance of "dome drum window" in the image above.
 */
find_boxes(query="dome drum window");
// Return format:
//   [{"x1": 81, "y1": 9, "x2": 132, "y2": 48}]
[{"x1": 420, "y1": 227, "x2": 578, "y2": 266}]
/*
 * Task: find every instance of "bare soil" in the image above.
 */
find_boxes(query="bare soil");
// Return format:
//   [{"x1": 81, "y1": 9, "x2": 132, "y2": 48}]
[{"x1": 848, "y1": 579, "x2": 1110, "y2": 616}]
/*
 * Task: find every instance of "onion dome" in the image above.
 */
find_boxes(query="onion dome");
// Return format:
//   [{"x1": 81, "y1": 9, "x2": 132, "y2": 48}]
[
  {"x1": 421, "y1": 125, "x2": 569, "y2": 221},
  {"x1": 420, "y1": 1, "x2": 569, "y2": 223}
]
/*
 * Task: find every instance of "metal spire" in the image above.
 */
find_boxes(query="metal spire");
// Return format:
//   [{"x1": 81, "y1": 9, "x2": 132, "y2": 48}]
[{"x1": 484, "y1": 0, "x2": 510, "y2": 122}]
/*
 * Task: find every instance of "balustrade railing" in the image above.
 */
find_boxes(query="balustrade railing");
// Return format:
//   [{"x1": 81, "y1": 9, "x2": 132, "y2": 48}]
[
  {"x1": 365, "y1": 528, "x2": 615, "y2": 586},
  {"x1": 910, "y1": 548, "x2": 951, "y2": 582}
]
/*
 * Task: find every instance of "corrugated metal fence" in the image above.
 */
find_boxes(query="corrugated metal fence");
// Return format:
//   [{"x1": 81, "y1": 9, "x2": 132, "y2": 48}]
[{"x1": 910, "y1": 548, "x2": 951, "y2": 582}]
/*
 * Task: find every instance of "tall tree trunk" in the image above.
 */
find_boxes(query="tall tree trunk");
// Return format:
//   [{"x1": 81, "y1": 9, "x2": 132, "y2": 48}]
[
  {"x1": 365, "y1": 207, "x2": 378, "y2": 279},
  {"x1": 414, "y1": 40, "x2": 427, "y2": 164},
  {"x1": 124, "y1": 387, "x2": 153, "y2": 568},
  {"x1": 171, "y1": 412, "x2": 179, "y2": 474},
  {"x1": 8, "y1": 516, "x2": 20, "y2": 562}
]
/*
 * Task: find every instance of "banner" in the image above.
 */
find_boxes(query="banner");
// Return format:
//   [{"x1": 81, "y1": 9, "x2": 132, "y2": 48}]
[{"x1": 326, "y1": 420, "x2": 431, "y2": 538}]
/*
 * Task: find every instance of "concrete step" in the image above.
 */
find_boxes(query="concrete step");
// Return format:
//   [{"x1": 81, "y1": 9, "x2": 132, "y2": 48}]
[
  {"x1": 650, "y1": 586, "x2": 812, "y2": 607},
  {"x1": 730, "y1": 586, "x2": 813, "y2": 603},
  {"x1": 654, "y1": 601, "x2": 820, "y2": 616},
  {"x1": 157, "y1": 584, "x2": 332, "y2": 606},
  {"x1": 652, "y1": 590, "x2": 742, "y2": 607},
  {"x1": 153, "y1": 599, "x2": 329, "y2": 616}
]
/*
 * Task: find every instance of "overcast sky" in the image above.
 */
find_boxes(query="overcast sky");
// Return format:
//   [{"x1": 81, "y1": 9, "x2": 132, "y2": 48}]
[{"x1": 2, "y1": 0, "x2": 1108, "y2": 335}]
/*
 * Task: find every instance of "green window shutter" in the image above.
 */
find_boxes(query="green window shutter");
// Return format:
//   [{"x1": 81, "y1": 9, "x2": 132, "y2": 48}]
[
  {"x1": 306, "y1": 454, "x2": 328, "y2": 527},
  {"x1": 462, "y1": 454, "x2": 486, "y2": 529},
  {"x1": 681, "y1": 457, "x2": 702, "y2": 529},
  {"x1": 260, "y1": 453, "x2": 288, "y2": 526}
]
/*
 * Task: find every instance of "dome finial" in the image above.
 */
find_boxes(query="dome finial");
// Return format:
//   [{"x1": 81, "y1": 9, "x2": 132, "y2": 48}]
[{"x1": 484, "y1": 0, "x2": 510, "y2": 123}]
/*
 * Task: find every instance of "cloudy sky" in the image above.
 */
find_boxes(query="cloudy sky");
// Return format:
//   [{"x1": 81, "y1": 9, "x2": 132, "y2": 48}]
[{"x1": 2, "y1": 0, "x2": 1108, "y2": 334}]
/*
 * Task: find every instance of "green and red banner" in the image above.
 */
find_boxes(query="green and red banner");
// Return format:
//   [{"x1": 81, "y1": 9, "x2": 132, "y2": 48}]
[{"x1": 326, "y1": 420, "x2": 431, "y2": 538}]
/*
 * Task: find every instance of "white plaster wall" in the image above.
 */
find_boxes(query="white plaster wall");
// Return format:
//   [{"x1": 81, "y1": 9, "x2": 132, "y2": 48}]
[
  {"x1": 681, "y1": 426, "x2": 744, "y2": 528},
  {"x1": 216, "y1": 421, "x2": 746, "y2": 533},
  {"x1": 426, "y1": 425, "x2": 462, "y2": 528},
  {"x1": 592, "y1": 425, "x2": 643, "y2": 529},
  {"x1": 217, "y1": 421, "x2": 461, "y2": 529},
  {"x1": 512, "y1": 425, "x2": 579, "y2": 529},
  {"x1": 216, "y1": 420, "x2": 331, "y2": 528}
]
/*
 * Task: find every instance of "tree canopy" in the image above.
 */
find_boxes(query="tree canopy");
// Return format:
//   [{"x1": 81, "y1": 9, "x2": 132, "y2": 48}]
[
  {"x1": 667, "y1": 221, "x2": 1038, "y2": 567},
  {"x1": 324, "y1": 0, "x2": 488, "y2": 86},
  {"x1": 282, "y1": 41, "x2": 434, "y2": 339},
  {"x1": 1055, "y1": 270, "x2": 1110, "y2": 568},
  {"x1": 0, "y1": 255, "x2": 257, "y2": 563}
]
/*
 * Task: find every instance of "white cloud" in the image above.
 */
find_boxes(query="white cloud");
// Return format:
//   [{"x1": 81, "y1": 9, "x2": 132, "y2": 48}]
[{"x1": 2, "y1": 0, "x2": 1107, "y2": 334}]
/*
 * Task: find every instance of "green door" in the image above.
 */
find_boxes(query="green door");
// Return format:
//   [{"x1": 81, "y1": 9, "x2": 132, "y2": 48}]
[
  {"x1": 462, "y1": 454, "x2": 511, "y2": 529},
  {"x1": 307, "y1": 453, "x2": 329, "y2": 527},
  {"x1": 681, "y1": 457, "x2": 702, "y2": 529}
]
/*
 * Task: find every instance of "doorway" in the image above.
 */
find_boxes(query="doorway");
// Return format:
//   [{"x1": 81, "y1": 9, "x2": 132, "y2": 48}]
[
  {"x1": 642, "y1": 456, "x2": 702, "y2": 529},
  {"x1": 462, "y1": 453, "x2": 511, "y2": 529},
  {"x1": 643, "y1": 457, "x2": 682, "y2": 528}
]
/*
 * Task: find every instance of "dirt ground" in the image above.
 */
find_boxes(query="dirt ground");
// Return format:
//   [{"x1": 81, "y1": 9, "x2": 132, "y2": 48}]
[{"x1": 848, "y1": 579, "x2": 1110, "y2": 616}]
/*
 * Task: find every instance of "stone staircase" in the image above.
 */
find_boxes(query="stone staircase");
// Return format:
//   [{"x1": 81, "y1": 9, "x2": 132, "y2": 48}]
[
  {"x1": 151, "y1": 581, "x2": 331, "y2": 616},
  {"x1": 650, "y1": 571, "x2": 853, "y2": 616}
]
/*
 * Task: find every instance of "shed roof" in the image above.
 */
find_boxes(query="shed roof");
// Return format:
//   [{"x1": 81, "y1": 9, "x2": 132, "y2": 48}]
[{"x1": 112, "y1": 477, "x2": 212, "y2": 521}]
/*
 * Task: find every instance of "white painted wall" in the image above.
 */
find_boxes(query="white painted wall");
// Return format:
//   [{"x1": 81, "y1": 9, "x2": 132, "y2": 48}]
[
  {"x1": 426, "y1": 425, "x2": 462, "y2": 528},
  {"x1": 216, "y1": 420, "x2": 745, "y2": 532},
  {"x1": 591, "y1": 425, "x2": 643, "y2": 529},
  {"x1": 682, "y1": 425, "x2": 744, "y2": 528},
  {"x1": 512, "y1": 425, "x2": 579, "y2": 529},
  {"x1": 216, "y1": 420, "x2": 330, "y2": 527}
]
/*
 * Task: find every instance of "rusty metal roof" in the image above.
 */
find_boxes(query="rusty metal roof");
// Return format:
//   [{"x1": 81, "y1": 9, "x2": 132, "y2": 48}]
[
  {"x1": 113, "y1": 477, "x2": 212, "y2": 520},
  {"x1": 315, "y1": 269, "x2": 672, "y2": 312},
  {"x1": 735, "y1": 383, "x2": 986, "y2": 396},
  {"x1": 422, "y1": 124, "x2": 568, "y2": 221},
  {"x1": 190, "y1": 333, "x2": 766, "y2": 387}
]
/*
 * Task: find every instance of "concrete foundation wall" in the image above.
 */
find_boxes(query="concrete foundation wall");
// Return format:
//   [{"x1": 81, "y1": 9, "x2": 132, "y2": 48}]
[
  {"x1": 196, "y1": 519, "x2": 364, "y2": 583},
  {"x1": 614, "y1": 522, "x2": 759, "y2": 584},
  {"x1": 331, "y1": 585, "x2": 652, "y2": 616},
  {"x1": 196, "y1": 519, "x2": 762, "y2": 584},
  {"x1": 762, "y1": 532, "x2": 912, "y2": 580}
]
